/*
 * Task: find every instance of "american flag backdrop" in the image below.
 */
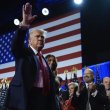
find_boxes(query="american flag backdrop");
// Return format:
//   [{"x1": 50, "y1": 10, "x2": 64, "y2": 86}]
[{"x1": 0, "y1": 10, "x2": 82, "y2": 81}]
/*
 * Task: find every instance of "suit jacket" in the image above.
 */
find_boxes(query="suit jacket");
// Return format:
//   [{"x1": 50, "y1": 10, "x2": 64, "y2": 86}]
[
  {"x1": 72, "y1": 83, "x2": 108, "y2": 110},
  {"x1": 5, "y1": 28, "x2": 58, "y2": 110}
]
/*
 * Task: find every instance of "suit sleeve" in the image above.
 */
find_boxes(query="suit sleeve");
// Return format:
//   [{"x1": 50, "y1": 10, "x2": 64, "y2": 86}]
[
  {"x1": 91, "y1": 84, "x2": 108, "y2": 104},
  {"x1": 11, "y1": 28, "x2": 28, "y2": 58}
]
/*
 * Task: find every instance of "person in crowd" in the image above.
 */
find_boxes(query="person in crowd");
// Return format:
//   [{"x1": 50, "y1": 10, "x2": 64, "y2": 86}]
[
  {"x1": 58, "y1": 76, "x2": 69, "y2": 105},
  {"x1": 45, "y1": 54, "x2": 69, "y2": 107},
  {"x1": 102, "y1": 77, "x2": 110, "y2": 110},
  {"x1": 45, "y1": 54, "x2": 62, "y2": 110},
  {"x1": 61, "y1": 82, "x2": 77, "y2": 110},
  {"x1": 45, "y1": 54, "x2": 58, "y2": 77},
  {"x1": 72, "y1": 68, "x2": 107, "y2": 110},
  {"x1": 5, "y1": 2, "x2": 59, "y2": 110},
  {"x1": 0, "y1": 78, "x2": 10, "y2": 110}
]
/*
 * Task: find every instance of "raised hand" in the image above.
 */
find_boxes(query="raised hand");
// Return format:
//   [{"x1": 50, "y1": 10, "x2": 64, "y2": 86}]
[
  {"x1": 77, "y1": 81, "x2": 85, "y2": 93},
  {"x1": 88, "y1": 82, "x2": 96, "y2": 92},
  {"x1": 20, "y1": 2, "x2": 37, "y2": 28}
]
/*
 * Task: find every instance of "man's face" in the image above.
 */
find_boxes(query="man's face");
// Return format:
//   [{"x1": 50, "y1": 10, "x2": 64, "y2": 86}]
[
  {"x1": 103, "y1": 77, "x2": 110, "y2": 90},
  {"x1": 29, "y1": 30, "x2": 45, "y2": 51},
  {"x1": 84, "y1": 69, "x2": 94, "y2": 83}
]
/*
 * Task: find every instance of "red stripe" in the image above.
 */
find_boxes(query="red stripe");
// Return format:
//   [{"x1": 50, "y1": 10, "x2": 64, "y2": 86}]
[
  {"x1": 57, "y1": 63, "x2": 82, "y2": 74},
  {"x1": 0, "y1": 52, "x2": 81, "y2": 74},
  {"x1": 0, "y1": 67, "x2": 15, "y2": 74},
  {"x1": 45, "y1": 18, "x2": 80, "y2": 32},
  {"x1": 43, "y1": 40, "x2": 81, "y2": 54},
  {"x1": 45, "y1": 29, "x2": 80, "y2": 43},
  {"x1": 57, "y1": 51, "x2": 82, "y2": 62},
  {"x1": 0, "y1": 77, "x2": 13, "y2": 82},
  {"x1": 0, "y1": 77, "x2": 83, "y2": 83},
  {"x1": 31, "y1": 10, "x2": 80, "y2": 27}
]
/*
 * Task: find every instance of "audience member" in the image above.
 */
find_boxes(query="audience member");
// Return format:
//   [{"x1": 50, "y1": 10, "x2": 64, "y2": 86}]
[
  {"x1": 102, "y1": 77, "x2": 110, "y2": 110},
  {"x1": 72, "y1": 68, "x2": 107, "y2": 110}
]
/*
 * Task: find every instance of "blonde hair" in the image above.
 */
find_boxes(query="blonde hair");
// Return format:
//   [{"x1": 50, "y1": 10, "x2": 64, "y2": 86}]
[{"x1": 68, "y1": 82, "x2": 78, "y2": 88}]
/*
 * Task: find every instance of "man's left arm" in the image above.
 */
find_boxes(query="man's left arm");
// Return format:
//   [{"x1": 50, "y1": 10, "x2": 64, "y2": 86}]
[{"x1": 90, "y1": 84, "x2": 108, "y2": 104}]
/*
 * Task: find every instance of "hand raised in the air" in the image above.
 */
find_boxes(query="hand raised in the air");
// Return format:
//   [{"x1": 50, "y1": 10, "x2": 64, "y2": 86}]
[{"x1": 20, "y1": 2, "x2": 37, "y2": 28}]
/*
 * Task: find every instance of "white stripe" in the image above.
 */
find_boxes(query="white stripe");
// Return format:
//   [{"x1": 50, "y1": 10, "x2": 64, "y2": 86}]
[
  {"x1": 57, "y1": 57, "x2": 82, "y2": 68},
  {"x1": 57, "y1": 69, "x2": 82, "y2": 80},
  {"x1": 47, "y1": 23, "x2": 80, "y2": 38},
  {"x1": 44, "y1": 34, "x2": 81, "y2": 49},
  {"x1": 1, "y1": 46, "x2": 81, "y2": 70},
  {"x1": 44, "y1": 45, "x2": 81, "y2": 57},
  {"x1": 29, "y1": 12, "x2": 80, "y2": 32},
  {"x1": 0, "y1": 61, "x2": 15, "y2": 69},
  {"x1": 0, "y1": 70, "x2": 82, "y2": 80},
  {"x1": 0, "y1": 71, "x2": 15, "y2": 79}
]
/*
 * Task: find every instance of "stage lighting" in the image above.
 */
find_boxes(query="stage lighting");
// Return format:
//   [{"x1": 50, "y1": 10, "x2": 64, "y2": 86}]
[
  {"x1": 74, "y1": 0, "x2": 83, "y2": 5},
  {"x1": 14, "y1": 19, "x2": 20, "y2": 25},
  {"x1": 42, "y1": 8, "x2": 49, "y2": 16}
]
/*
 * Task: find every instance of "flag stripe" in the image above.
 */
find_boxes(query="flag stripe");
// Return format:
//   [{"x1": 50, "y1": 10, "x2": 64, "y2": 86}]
[
  {"x1": 46, "y1": 23, "x2": 80, "y2": 38},
  {"x1": 0, "y1": 61, "x2": 15, "y2": 69},
  {"x1": 58, "y1": 63, "x2": 82, "y2": 74},
  {"x1": 30, "y1": 10, "x2": 80, "y2": 30},
  {"x1": 58, "y1": 57, "x2": 82, "y2": 68},
  {"x1": 46, "y1": 29, "x2": 80, "y2": 43},
  {"x1": 0, "y1": 55, "x2": 82, "y2": 75},
  {"x1": 44, "y1": 34, "x2": 81, "y2": 49},
  {"x1": 44, "y1": 45, "x2": 81, "y2": 57},
  {"x1": 0, "y1": 71, "x2": 15, "y2": 79},
  {"x1": 57, "y1": 51, "x2": 82, "y2": 62},
  {"x1": 0, "y1": 67, "x2": 15, "y2": 74},
  {"x1": 43, "y1": 40, "x2": 81, "y2": 53},
  {"x1": 46, "y1": 18, "x2": 80, "y2": 32}
]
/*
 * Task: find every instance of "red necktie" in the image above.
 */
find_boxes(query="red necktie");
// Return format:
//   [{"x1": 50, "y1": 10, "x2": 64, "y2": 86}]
[{"x1": 37, "y1": 52, "x2": 50, "y2": 95}]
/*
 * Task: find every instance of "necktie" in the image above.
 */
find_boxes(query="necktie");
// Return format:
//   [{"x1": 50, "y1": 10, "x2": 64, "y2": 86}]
[
  {"x1": 37, "y1": 52, "x2": 50, "y2": 95},
  {"x1": 86, "y1": 84, "x2": 91, "y2": 110}
]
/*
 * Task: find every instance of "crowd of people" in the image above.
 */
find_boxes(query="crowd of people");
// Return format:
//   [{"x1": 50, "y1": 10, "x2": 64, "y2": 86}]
[{"x1": 0, "y1": 2, "x2": 110, "y2": 110}]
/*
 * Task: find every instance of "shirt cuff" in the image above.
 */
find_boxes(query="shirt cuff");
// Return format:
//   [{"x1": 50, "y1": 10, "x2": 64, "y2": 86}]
[
  {"x1": 91, "y1": 90, "x2": 98, "y2": 97},
  {"x1": 76, "y1": 91, "x2": 80, "y2": 97}
]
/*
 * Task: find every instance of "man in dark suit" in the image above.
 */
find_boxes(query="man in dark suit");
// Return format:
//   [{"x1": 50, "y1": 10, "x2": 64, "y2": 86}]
[
  {"x1": 5, "y1": 2, "x2": 58, "y2": 110},
  {"x1": 72, "y1": 68, "x2": 107, "y2": 110},
  {"x1": 102, "y1": 77, "x2": 110, "y2": 110}
]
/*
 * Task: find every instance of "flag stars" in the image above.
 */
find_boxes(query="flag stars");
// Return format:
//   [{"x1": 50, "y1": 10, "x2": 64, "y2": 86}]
[
  {"x1": 8, "y1": 33, "x2": 11, "y2": 36},
  {"x1": 3, "y1": 56, "x2": 6, "y2": 59},
  {"x1": 9, "y1": 54, "x2": 11, "y2": 57},
  {"x1": 4, "y1": 49, "x2": 6, "y2": 52},
  {"x1": 6, "y1": 59, "x2": 8, "y2": 61},
  {"x1": 5, "y1": 37, "x2": 8, "y2": 40},
  {"x1": 3, "y1": 35, "x2": 5, "y2": 37},
  {"x1": 5, "y1": 43, "x2": 7, "y2": 46},
  {"x1": 0, "y1": 60, "x2": 3, "y2": 63},
  {"x1": 6, "y1": 52, "x2": 9, "y2": 55},
  {"x1": 7, "y1": 39, "x2": 10, "y2": 42},
  {"x1": 2, "y1": 40, "x2": 5, "y2": 44},
  {"x1": 1, "y1": 53, "x2": 3, "y2": 56},
  {"x1": 9, "y1": 48, "x2": 11, "y2": 51},
  {"x1": 2, "y1": 47, "x2": 4, "y2": 50},
  {"x1": 7, "y1": 45, "x2": 10, "y2": 48},
  {"x1": 11, "y1": 57, "x2": 14, "y2": 60}
]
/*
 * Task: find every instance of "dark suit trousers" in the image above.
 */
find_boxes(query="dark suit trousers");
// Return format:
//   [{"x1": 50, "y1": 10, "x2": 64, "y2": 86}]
[{"x1": 27, "y1": 87, "x2": 51, "y2": 110}]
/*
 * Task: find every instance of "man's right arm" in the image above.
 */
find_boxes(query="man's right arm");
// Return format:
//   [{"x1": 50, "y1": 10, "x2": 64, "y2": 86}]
[
  {"x1": 12, "y1": 2, "x2": 36, "y2": 58},
  {"x1": 11, "y1": 28, "x2": 28, "y2": 58}
]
